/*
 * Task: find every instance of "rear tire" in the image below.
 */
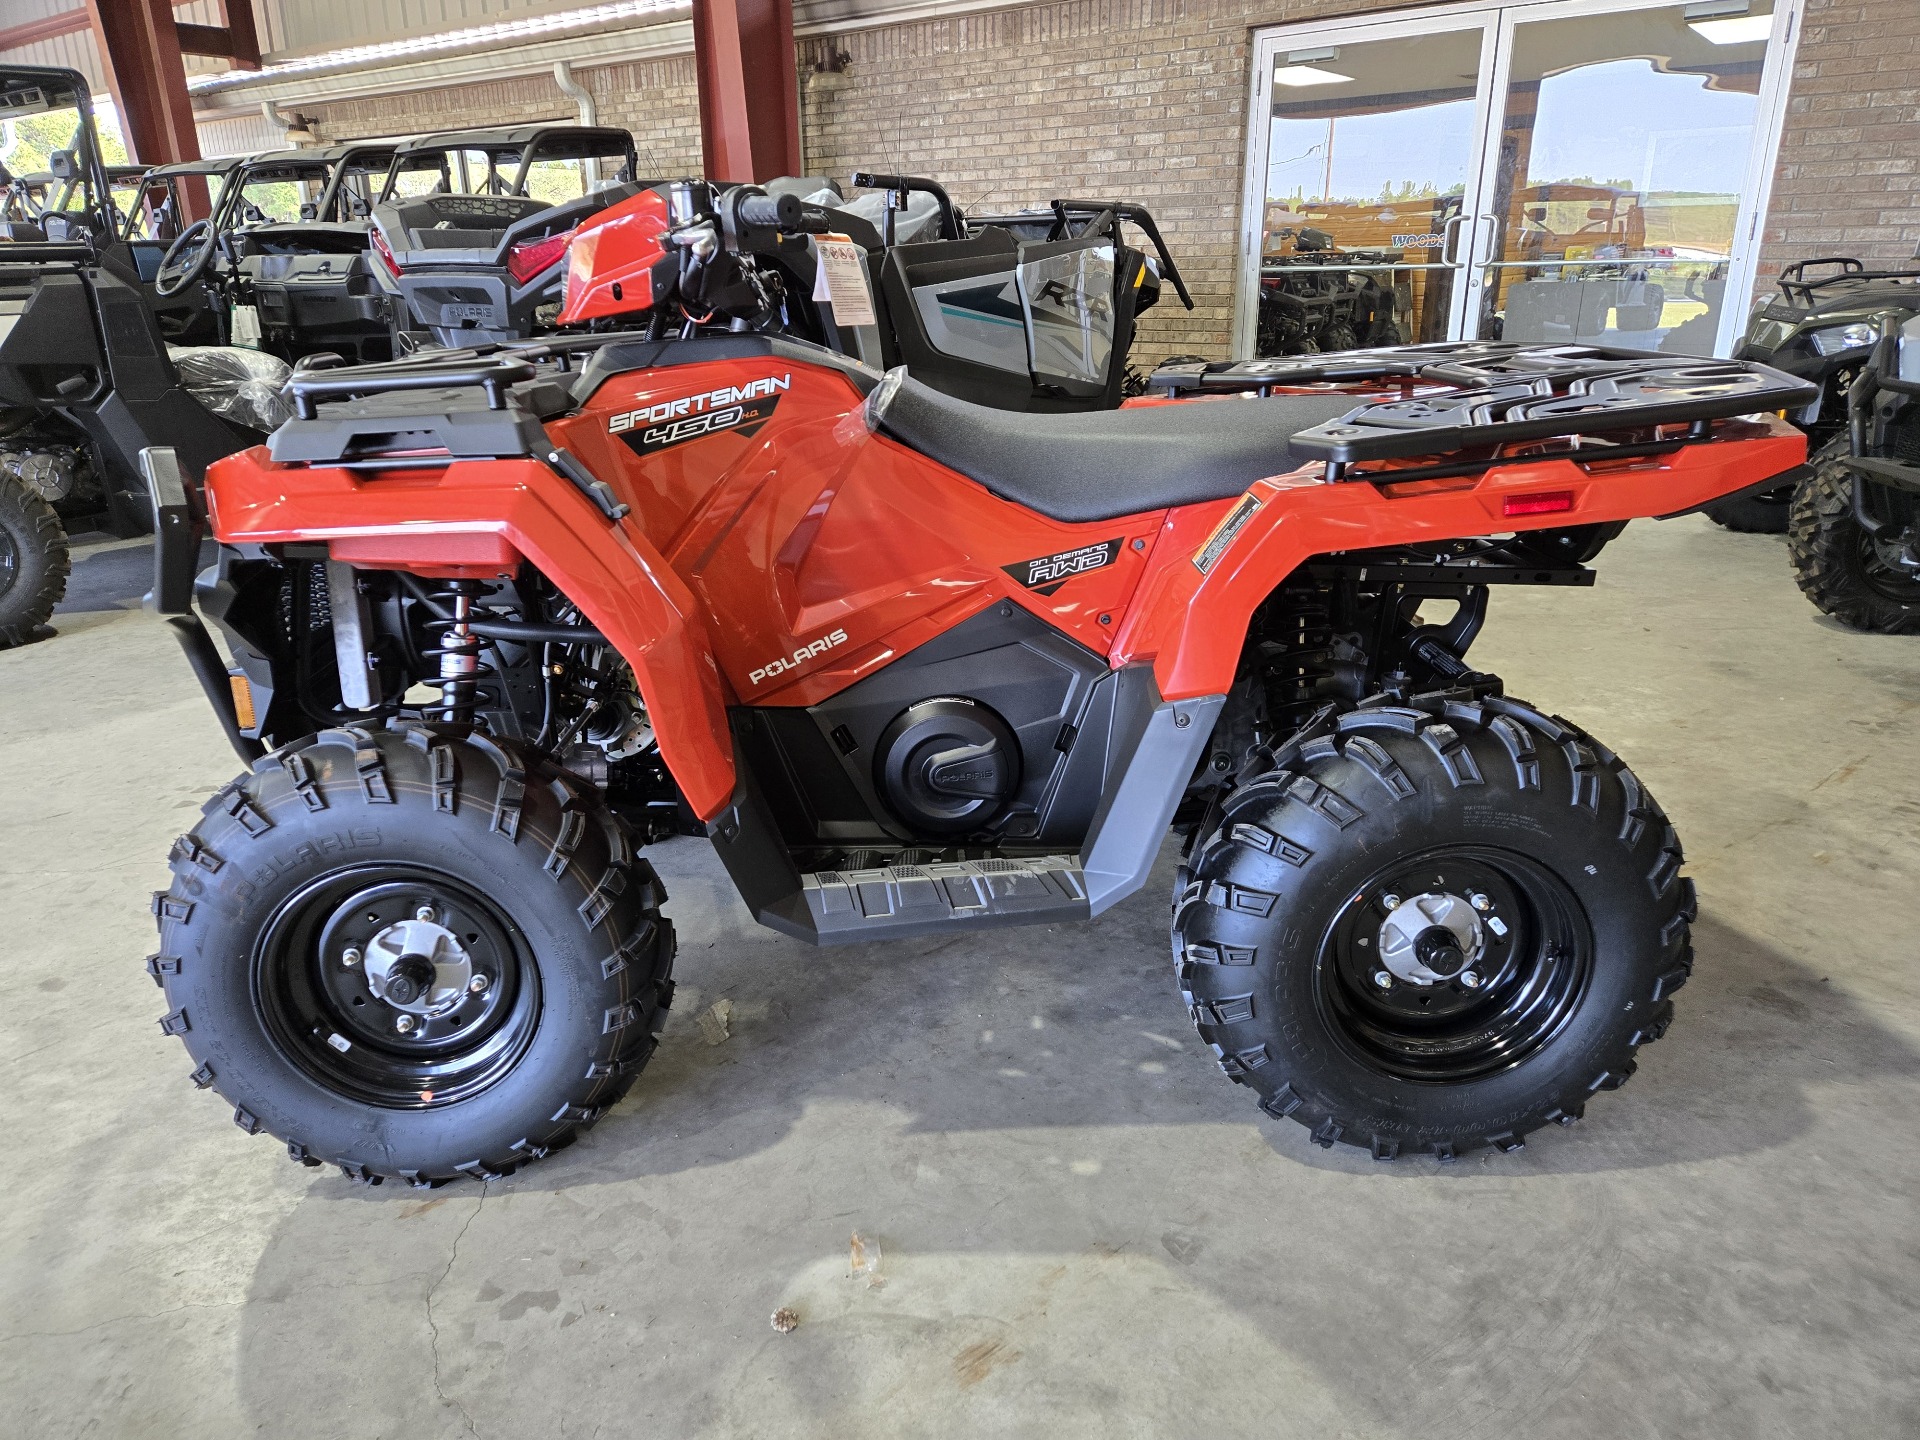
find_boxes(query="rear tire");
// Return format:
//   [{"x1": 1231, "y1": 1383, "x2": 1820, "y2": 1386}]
[
  {"x1": 150, "y1": 722, "x2": 675, "y2": 1185},
  {"x1": 1172, "y1": 694, "x2": 1693, "y2": 1159},
  {"x1": 0, "y1": 475, "x2": 69, "y2": 648},
  {"x1": 1704, "y1": 486, "x2": 1793, "y2": 534},
  {"x1": 1787, "y1": 456, "x2": 1920, "y2": 633}
]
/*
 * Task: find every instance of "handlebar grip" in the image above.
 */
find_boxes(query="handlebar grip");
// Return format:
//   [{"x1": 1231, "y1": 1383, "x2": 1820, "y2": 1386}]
[
  {"x1": 736, "y1": 192, "x2": 802, "y2": 230},
  {"x1": 851, "y1": 171, "x2": 904, "y2": 191}
]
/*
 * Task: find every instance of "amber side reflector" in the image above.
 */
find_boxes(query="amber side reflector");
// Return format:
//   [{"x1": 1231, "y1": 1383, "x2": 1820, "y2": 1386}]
[
  {"x1": 1503, "y1": 491, "x2": 1575, "y2": 517},
  {"x1": 228, "y1": 671, "x2": 257, "y2": 730}
]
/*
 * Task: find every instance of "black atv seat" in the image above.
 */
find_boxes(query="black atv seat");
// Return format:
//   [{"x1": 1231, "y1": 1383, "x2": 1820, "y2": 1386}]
[{"x1": 868, "y1": 370, "x2": 1359, "y2": 523}]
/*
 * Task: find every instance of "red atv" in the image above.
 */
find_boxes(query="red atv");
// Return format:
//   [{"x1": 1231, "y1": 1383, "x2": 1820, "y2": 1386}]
[{"x1": 146, "y1": 184, "x2": 1811, "y2": 1184}]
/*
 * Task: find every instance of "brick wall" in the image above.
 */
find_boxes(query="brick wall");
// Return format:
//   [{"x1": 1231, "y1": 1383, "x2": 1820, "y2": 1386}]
[
  {"x1": 1757, "y1": 0, "x2": 1920, "y2": 286},
  {"x1": 800, "y1": 0, "x2": 1411, "y2": 362}
]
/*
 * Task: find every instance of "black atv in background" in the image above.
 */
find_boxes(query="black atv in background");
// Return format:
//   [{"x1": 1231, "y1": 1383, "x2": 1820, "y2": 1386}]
[
  {"x1": 1783, "y1": 306, "x2": 1920, "y2": 632},
  {"x1": 0, "y1": 66, "x2": 290, "y2": 647},
  {"x1": 1719, "y1": 253, "x2": 1920, "y2": 534}
]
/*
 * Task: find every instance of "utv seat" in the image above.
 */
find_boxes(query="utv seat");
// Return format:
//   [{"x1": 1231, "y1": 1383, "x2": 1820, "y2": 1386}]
[{"x1": 867, "y1": 369, "x2": 1359, "y2": 523}]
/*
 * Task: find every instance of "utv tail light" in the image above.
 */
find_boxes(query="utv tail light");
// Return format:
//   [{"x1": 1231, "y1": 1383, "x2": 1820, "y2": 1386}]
[
  {"x1": 371, "y1": 227, "x2": 400, "y2": 279},
  {"x1": 1503, "y1": 490, "x2": 1575, "y2": 517},
  {"x1": 507, "y1": 226, "x2": 578, "y2": 285}
]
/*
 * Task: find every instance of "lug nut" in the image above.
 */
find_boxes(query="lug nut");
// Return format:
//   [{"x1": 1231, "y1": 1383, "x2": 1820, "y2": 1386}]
[
  {"x1": 1382, "y1": 894, "x2": 1401, "y2": 910},
  {"x1": 415, "y1": 905, "x2": 436, "y2": 922},
  {"x1": 1459, "y1": 970, "x2": 1482, "y2": 990},
  {"x1": 1470, "y1": 893, "x2": 1491, "y2": 911},
  {"x1": 395, "y1": 1014, "x2": 416, "y2": 1034},
  {"x1": 1372, "y1": 970, "x2": 1393, "y2": 989},
  {"x1": 468, "y1": 974, "x2": 490, "y2": 995},
  {"x1": 341, "y1": 946, "x2": 362, "y2": 967}
]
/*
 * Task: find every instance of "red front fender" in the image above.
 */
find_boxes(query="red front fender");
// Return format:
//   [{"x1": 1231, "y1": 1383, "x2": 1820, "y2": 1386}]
[{"x1": 203, "y1": 446, "x2": 738, "y2": 821}]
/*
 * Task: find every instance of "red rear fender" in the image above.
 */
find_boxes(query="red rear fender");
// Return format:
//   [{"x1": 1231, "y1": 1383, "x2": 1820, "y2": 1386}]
[
  {"x1": 1119, "y1": 421, "x2": 1806, "y2": 700},
  {"x1": 202, "y1": 445, "x2": 738, "y2": 820}
]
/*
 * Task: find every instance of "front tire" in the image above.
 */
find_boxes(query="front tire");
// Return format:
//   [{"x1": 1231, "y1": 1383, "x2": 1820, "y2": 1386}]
[
  {"x1": 150, "y1": 722, "x2": 675, "y2": 1185},
  {"x1": 1787, "y1": 456, "x2": 1920, "y2": 632},
  {"x1": 0, "y1": 475, "x2": 69, "y2": 648},
  {"x1": 1172, "y1": 695, "x2": 1693, "y2": 1159}
]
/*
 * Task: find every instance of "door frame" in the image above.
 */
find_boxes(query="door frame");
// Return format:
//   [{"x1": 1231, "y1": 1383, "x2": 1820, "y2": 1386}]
[{"x1": 1234, "y1": 0, "x2": 1806, "y2": 358}]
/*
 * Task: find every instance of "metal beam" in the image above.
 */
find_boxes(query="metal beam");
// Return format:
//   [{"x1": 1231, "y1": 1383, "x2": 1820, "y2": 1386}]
[
  {"x1": 86, "y1": 0, "x2": 207, "y2": 212},
  {"x1": 692, "y1": 0, "x2": 799, "y2": 183},
  {"x1": 0, "y1": 13, "x2": 89, "y2": 49}
]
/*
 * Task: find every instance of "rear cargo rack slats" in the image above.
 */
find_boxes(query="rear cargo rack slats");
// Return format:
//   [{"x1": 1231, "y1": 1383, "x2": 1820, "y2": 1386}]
[{"x1": 1146, "y1": 342, "x2": 1816, "y2": 466}]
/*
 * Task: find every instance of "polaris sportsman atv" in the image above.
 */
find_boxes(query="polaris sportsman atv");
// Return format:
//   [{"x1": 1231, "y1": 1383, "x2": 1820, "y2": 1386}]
[
  {"x1": 0, "y1": 66, "x2": 291, "y2": 647},
  {"x1": 1784, "y1": 308, "x2": 1920, "y2": 632},
  {"x1": 1719, "y1": 253, "x2": 1920, "y2": 535},
  {"x1": 147, "y1": 183, "x2": 1811, "y2": 1183}
]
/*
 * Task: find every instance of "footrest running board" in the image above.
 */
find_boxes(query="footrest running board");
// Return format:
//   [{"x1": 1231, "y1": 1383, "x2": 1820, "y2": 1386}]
[{"x1": 798, "y1": 855, "x2": 1090, "y2": 943}]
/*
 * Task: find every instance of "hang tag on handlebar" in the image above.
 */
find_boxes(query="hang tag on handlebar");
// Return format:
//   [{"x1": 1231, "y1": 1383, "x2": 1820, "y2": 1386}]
[{"x1": 812, "y1": 233, "x2": 877, "y2": 329}]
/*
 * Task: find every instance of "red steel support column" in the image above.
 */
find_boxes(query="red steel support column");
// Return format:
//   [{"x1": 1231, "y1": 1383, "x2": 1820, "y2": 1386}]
[
  {"x1": 692, "y1": 0, "x2": 800, "y2": 183},
  {"x1": 86, "y1": 0, "x2": 205, "y2": 199}
]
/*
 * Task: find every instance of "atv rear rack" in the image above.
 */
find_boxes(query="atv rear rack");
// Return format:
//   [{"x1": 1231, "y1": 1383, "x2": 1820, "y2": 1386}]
[{"x1": 1146, "y1": 342, "x2": 1817, "y2": 467}]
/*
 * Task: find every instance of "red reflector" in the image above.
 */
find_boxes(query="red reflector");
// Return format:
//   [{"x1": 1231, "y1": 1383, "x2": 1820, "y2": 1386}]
[
  {"x1": 370, "y1": 226, "x2": 400, "y2": 279},
  {"x1": 507, "y1": 226, "x2": 577, "y2": 285},
  {"x1": 1503, "y1": 491, "x2": 1575, "y2": 516}
]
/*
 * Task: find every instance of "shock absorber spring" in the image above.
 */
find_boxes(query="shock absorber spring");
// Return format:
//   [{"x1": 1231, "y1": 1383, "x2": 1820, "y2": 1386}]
[{"x1": 437, "y1": 580, "x2": 485, "y2": 723}]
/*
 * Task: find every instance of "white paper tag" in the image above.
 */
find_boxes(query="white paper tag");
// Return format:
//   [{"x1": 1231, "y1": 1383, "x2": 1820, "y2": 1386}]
[
  {"x1": 812, "y1": 234, "x2": 876, "y2": 329},
  {"x1": 229, "y1": 304, "x2": 262, "y2": 348}
]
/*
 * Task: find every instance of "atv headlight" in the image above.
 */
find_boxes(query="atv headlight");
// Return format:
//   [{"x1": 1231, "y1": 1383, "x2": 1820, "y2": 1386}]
[{"x1": 1808, "y1": 322, "x2": 1878, "y2": 355}]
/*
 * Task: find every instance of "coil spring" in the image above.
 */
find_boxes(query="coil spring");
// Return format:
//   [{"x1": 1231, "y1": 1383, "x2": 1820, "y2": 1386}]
[{"x1": 420, "y1": 580, "x2": 496, "y2": 726}]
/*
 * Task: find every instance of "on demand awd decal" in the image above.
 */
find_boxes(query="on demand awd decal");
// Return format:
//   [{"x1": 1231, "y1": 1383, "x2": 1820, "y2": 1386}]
[
  {"x1": 610, "y1": 374, "x2": 790, "y2": 456},
  {"x1": 1002, "y1": 538, "x2": 1123, "y2": 595}
]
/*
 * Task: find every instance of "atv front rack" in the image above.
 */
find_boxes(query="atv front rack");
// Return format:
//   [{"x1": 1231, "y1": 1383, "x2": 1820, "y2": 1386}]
[{"x1": 1146, "y1": 342, "x2": 1818, "y2": 467}]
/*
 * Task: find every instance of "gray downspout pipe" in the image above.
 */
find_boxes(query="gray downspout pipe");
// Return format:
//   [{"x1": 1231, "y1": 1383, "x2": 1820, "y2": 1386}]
[{"x1": 553, "y1": 61, "x2": 600, "y2": 187}]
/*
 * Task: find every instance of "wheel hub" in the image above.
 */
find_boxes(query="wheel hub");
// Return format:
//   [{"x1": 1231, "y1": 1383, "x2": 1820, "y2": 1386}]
[
  {"x1": 362, "y1": 913, "x2": 473, "y2": 1015},
  {"x1": 1376, "y1": 892, "x2": 1485, "y2": 987}
]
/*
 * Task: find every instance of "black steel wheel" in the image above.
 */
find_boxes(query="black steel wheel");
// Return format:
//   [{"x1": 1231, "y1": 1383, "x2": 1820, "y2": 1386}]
[
  {"x1": 1315, "y1": 849, "x2": 1591, "y2": 1085},
  {"x1": 1788, "y1": 456, "x2": 1920, "y2": 633},
  {"x1": 1173, "y1": 693, "x2": 1693, "y2": 1159},
  {"x1": 254, "y1": 869, "x2": 542, "y2": 1109},
  {"x1": 0, "y1": 474, "x2": 68, "y2": 648},
  {"x1": 151, "y1": 722, "x2": 675, "y2": 1185}
]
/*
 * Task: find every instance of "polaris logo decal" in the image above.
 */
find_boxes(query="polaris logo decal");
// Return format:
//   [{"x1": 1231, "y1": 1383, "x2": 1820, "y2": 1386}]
[
  {"x1": 1193, "y1": 495, "x2": 1262, "y2": 574},
  {"x1": 610, "y1": 374, "x2": 790, "y2": 455},
  {"x1": 748, "y1": 627, "x2": 849, "y2": 687},
  {"x1": 1003, "y1": 538, "x2": 1122, "y2": 595}
]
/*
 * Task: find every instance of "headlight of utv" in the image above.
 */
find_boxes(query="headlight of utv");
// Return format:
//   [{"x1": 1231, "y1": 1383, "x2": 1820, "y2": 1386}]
[{"x1": 1808, "y1": 322, "x2": 1878, "y2": 355}]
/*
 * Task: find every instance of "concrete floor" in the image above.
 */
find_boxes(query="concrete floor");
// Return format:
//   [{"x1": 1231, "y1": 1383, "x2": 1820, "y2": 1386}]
[{"x1": 1, "y1": 518, "x2": 1916, "y2": 1439}]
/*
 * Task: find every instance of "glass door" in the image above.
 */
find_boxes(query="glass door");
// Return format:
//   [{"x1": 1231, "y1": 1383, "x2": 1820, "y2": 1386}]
[
  {"x1": 1239, "y1": 0, "x2": 1802, "y2": 359},
  {"x1": 1236, "y1": 15, "x2": 1500, "y2": 357},
  {"x1": 1469, "y1": 0, "x2": 1783, "y2": 355}
]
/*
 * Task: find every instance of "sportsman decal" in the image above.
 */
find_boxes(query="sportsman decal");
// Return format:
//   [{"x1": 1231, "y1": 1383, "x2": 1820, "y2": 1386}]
[
  {"x1": 1001, "y1": 538, "x2": 1123, "y2": 596},
  {"x1": 610, "y1": 374, "x2": 790, "y2": 456}
]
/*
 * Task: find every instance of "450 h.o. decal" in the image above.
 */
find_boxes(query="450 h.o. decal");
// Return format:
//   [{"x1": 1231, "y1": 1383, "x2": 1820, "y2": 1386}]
[
  {"x1": 610, "y1": 374, "x2": 790, "y2": 456},
  {"x1": 1002, "y1": 538, "x2": 1123, "y2": 595}
]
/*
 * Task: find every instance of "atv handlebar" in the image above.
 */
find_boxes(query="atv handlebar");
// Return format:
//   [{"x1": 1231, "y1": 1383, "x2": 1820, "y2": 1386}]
[{"x1": 731, "y1": 189, "x2": 837, "y2": 237}]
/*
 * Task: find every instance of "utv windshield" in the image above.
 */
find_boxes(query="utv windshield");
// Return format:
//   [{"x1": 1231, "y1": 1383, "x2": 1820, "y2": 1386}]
[{"x1": 0, "y1": 68, "x2": 123, "y2": 241}]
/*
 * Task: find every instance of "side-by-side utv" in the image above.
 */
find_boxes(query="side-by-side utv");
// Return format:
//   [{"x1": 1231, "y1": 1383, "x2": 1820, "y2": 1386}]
[
  {"x1": 148, "y1": 180, "x2": 1812, "y2": 1185},
  {"x1": 0, "y1": 67, "x2": 289, "y2": 647}
]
